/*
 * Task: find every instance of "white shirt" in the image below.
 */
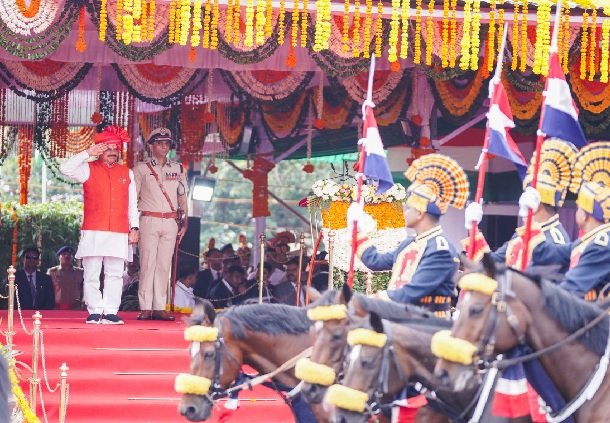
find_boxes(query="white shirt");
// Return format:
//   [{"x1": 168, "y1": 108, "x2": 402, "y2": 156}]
[
  {"x1": 60, "y1": 151, "x2": 139, "y2": 261},
  {"x1": 174, "y1": 281, "x2": 195, "y2": 309}
]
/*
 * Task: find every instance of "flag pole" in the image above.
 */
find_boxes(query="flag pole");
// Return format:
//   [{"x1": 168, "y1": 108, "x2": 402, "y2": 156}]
[
  {"x1": 520, "y1": 0, "x2": 562, "y2": 270},
  {"x1": 468, "y1": 23, "x2": 509, "y2": 259},
  {"x1": 347, "y1": 54, "x2": 376, "y2": 288}
]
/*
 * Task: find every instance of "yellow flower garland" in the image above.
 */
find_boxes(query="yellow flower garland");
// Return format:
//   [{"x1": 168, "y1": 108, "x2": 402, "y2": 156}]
[
  {"x1": 210, "y1": 0, "x2": 219, "y2": 49},
  {"x1": 321, "y1": 201, "x2": 406, "y2": 230},
  {"x1": 426, "y1": 0, "x2": 434, "y2": 65},
  {"x1": 179, "y1": 0, "x2": 191, "y2": 46},
  {"x1": 265, "y1": 0, "x2": 273, "y2": 37},
  {"x1": 414, "y1": 0, "x2": 422, "y2": 64},
  {"x1": 191, "y1": 0, "x2": 202, "y2": 47},
  {"x1": 140, "y1": 1, "x2": 148, "y2": 41},
  {"x1": 449, "y1": 0, "x2": 457, "y2": 67},
  {"x1": 486, "y1": 0, "x2": 495, "y2": 72},
  {"x1": 388, "y1": 0, "x2": 400, "y2": 63},
  {"x1": 561, "y1": 6, "x2": 570, "y2": 73},
  {"x1": 116, "y1": 0, "x2": 124, "y2": 41},
  {"x1": 301, "y1": 0, "x2": 309, "y2": 47},
  {"x1": 375, "y1": 0, "x2": 383, "y2": 57},
  {"x1": 602, "y1": 20, "x2": 610, "y2": 83},
  {"x1": 255, "y1": 0, "x2": 266, "y2": 45},
  {"x1": 122, "y1": 0, "x2": 134, "y2": 45},
  {"x1": 278, "y1": 0, "x2": 286, "y2": 45},
  {"x1": 533, "y1": 0, "x2": 551, "y2": 75},
  {"x1": 497, "y1": 8, "x2": 504, "y2": 56},
  {"x1": 470, "y1": 0, "x2": 481, "y2": 71},
  {"x1": 519, "y1": 0, "x2": 527, "y2": 72},
  {"x1": 363, "y1": 0, "x2": 373, "y2": 58},
  {"x1": 434, "y1": 65, "x2": 485, "y2": 116},
  {"x1": 233, "y1": 0, "x2": 241, "y2": 45},
  {"x1": 147, "y1": 0, "x2": 156, "y2": 42},
  {"x1": 202, "y1": 0, "x2": 211, "y2": 48},
  {"x1": 459, "y1": 0, "x2": 471, "y2": 70},
  {"x1": 581, "y1": 12, "x2": 589, "y2": 80},
  {"x1": 314, "y1": 0, "x2": 331, "y2": 51},
  {"x1": 570, "y1": 64, "x2": 610, "y2": 113},
  {"x1": 244, "y1": 0, "x2": 254, "y2": 47},
  {"x1": 353, "y1": 0, "x2": 361, "y2": 57},
  {"x1": 441, "y1": 0, "x2": 449, "y2": 68},
  {"x1": 99, "y1": 0, "x2": 107, "y2": 41},
  {"x1": 589, "y1": 9, "x2": 597, "y2": 81},
  {"x1": 291, "y1": 0, "x2": 300, "y2": 48},
  {"x1": 342, "y1": 0, "x2": 350, "y2": 52},
  {"x1": 9, "y1": 366, "x2": 39, "y2": 423},
  {"x1": 511, "y1": 1, "x2": 518, "y2": 71},
  {"x1": 226, "y1": 0, "x2": 234, "y2": 44},
  {"x1": 400, "y1": 0, "x2": 410, "y2": 59}
]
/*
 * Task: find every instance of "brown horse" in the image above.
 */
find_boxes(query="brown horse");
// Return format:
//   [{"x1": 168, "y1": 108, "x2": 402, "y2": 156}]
[
  {"x1": 434, "y1": 255, "x2": 610, "y2": 422},
  {"x1": 178, "y1": 300, "x2": 329, "y2": 422},
  {"x1": 300, "y1": 285, "x2": 453, "y2": 423}
]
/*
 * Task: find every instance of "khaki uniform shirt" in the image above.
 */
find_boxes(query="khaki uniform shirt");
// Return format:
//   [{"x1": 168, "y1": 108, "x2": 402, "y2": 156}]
[
  {"x1": 47, "y1": 265, "x2": 84, "y2": 309},
  {"x1": 133, "y1": 158, "x2": 187, "y2": 213}
]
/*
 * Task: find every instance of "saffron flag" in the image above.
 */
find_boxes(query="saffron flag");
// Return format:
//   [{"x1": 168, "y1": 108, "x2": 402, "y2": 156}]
[
  {"x1": 485, "y1": 79, "x2": 528, "y2": 178},
  {"x1": 540, "y1": 52, "x2": 588, "y2": 148},
  {"x1": 357, "y1": 106, "x2": 394, "y2": 194}
]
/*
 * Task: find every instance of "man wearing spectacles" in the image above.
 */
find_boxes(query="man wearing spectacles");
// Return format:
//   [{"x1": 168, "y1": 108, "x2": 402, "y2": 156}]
[{"x1": 12, "y1": 247, "x2": 55, "y2": 310}]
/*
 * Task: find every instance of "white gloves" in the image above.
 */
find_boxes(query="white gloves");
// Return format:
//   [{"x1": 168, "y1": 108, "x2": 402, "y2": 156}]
[
  {"x1": 518, "y1": 186, "x2": 541, "y2": 218},
  {"x1": 347, "y1": 202, "x2": 377, "y2": 234},
  {"x1": 464, "y1": 202, "x2": 483, "y2": 230}
]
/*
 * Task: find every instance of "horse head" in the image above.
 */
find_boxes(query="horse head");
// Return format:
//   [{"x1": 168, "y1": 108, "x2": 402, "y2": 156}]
[
  {"x1": 177, "y1": 300, "x2": 243, "y2": 421},
  {"x1": 433, "y1": 254, "x2": 530, "y2": 392},
  {"x1": 327, "y1": 311, "x2": 391, "y2": 423},
  {"x1": 299, "y1": 284, "x2": 352, "y2": 404}
]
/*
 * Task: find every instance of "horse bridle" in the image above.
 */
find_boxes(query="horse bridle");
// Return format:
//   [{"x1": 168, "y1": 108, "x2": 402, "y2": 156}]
[{"x1": 472, "y1": 269, "x2": 526, "y2": 368}]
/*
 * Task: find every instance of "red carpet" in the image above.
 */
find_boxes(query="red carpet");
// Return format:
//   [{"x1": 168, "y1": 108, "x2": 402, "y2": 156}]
[{"x1": 1, "y1": 311, "x2": 295, "y2": 422}]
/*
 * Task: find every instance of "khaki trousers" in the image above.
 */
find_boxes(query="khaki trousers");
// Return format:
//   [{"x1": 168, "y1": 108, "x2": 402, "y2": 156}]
[{"x1": 138, "y1": 216, "x2": 179, "y2": 311}]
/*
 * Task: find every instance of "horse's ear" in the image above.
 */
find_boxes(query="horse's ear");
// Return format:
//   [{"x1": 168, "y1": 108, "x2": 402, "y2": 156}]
[
  {"x1": 458, "y1": 253, "x2": 476, "y2": 273},
  {"x1": 340, "y1": 283, "x2": 352, "y2": 304},
  {"x1": 351, "y1": 294, "x2": 367, "y2": 317},
  {"x1": 369, "y1": 312, "x2": 384, "y2": 334},
  {"x1": 481, "y1": 253, "x2": 497, "y2": 278},
  {"x1": 306, "y1": 286, "x2": 321, "y2": 303},
  {"x1": 194, "y1": 299, "x2": 216, "y2": 325}
]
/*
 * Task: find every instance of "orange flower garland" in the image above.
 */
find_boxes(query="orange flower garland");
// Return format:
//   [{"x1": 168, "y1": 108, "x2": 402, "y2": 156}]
[
  {"x1": 353, "y1": 0, "x2": 361, "y2": 57},
  {"x1": 278, "y1": 0, "x2": 286, "y2": 45},
  {"x1": 321, "y1": 202, "x2": 405, "y2": 230},
  {"x1": 99, "y1": 0, "x2": 108, "y2": 41},
  {"x1": 16, "y1": 0, "x2": 40, "y2": 18},
  {"x1": 211, "y1": 0, "x2": 219, "y2": 49},
  {"x1": 449, "y1": 0, "x2": 457, "y2": 67},
  {"x1": 520, "y1": 0, "x2": 527, "y2": 72},
  {"x1": 363, "y1": 0, "x2": 373, "y2": 57},
  {"x1": 226, "y1": 0, "x2": 234, "y2": 43},
  {"x1": 487, "y1": 0, "x2": 496, "y2": 73},
  {"x1": 375, "y1": 0, "x2": 383, "y2": 57},
  {"x1": 426, "y1": 0, "x2": 434, "y2": 65},
  {"x1": 511, "y1": 1, "x2": 519, "y2": 71},
  {"x1": 301, "y1": 0, "x2": 308, "y2": 47},
  {"x1": 233, "y1": 0, "x2": 241, "y2": 45},
  {"x1": 414, "y1": 0, "x2": 422, "y2": 64},
  {"x1": 342, "y1": 0, "x2": 350, "y2": 52},
  {"x1": 589, "y1": 9, "x2": 597, "y2": 81},
  {"x1": 18, "y1": 128, "x2": 33, "y2": 205},
  {"x1": 581, "y1": 12, "x2": 589, "y2": 80},
  {"x1": 76, "y1": 6, "x2": 87, "y2": 53}
]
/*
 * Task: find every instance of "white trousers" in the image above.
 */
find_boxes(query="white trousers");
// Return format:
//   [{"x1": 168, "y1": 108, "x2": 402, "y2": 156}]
[{"x1": 82, "y1": 256, "x2": 124, "y2": 315}]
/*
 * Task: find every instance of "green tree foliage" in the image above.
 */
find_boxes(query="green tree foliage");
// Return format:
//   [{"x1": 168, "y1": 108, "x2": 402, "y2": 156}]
[{"x1": 0, "y1": 201, "x2": 83, "y2": 273}]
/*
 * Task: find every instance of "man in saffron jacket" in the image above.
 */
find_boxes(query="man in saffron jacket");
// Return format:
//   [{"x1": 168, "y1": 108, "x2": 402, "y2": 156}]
[{"x1": 60, "y1": 126, "x2": 139, "y2": 325}]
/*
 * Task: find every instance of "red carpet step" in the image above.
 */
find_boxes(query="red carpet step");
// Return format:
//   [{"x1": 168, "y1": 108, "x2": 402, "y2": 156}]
[{"x1": 1, "y1": 311, "x2": 296, "y2": 423}]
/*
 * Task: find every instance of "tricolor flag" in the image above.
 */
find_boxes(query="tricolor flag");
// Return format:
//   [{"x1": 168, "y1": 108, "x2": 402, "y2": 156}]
[
  {"x1": 485, "y1": 79, "x2": 528, "y2": 178},
  {"x1": 357, "y1": 106, "x2": 394, "y2": 194},
  {"x1": 540, "y1": 52, "x2": 588, "y2": 148}
]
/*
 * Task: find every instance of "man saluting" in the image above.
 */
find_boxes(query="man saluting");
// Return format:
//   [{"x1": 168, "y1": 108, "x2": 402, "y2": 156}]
[{"x1": 60, "y1": 126, "x2": 139, "y2": 325}]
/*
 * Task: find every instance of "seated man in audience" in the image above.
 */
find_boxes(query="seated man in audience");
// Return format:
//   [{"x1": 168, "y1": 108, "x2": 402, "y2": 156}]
[
  {"x1": 208, "y1": 265, "x2": 245, "y2": 309},
  {"x1": 122, "y1": 254, "x2": 140, "y2": 293},
  {"x1": 14, "y1": 247, "x2": 55, "y2": 310},
  {"x1": 175, "y1": 266, "x2": 198, "y2": 310},
  {"x1": 194, "y1": 248, "x2": 222, "y2": 299},
  {"x1": 242, "y1": 262, "x2": 274, "y2": 304},
  {"x1": 221, "y1": 243, "x2": 239, "y2": 269},
  {"x1": 47, "y1": 246, "x2": 84, "y2": 310},
  {"x1": 272, "y1": 257, "x2": 306, "y2": 306}
]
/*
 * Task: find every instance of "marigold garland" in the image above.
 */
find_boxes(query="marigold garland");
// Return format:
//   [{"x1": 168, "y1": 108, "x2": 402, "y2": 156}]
[
  {"x1": 375, "y1": 0, "x2": 383, "y2": 57},
  {"x1": 589, "y1": 9, "x2": 597, "y2": 81},
  {"x1": 290, "y1": 0, "x2": 300, "y2": 49},
  {"x1": 520, "y1": 0, "x2": 527, "y2": 72},
  {"x1": 117, "y1": 0, "x2": 124, "y2": 41},
  {"x1": 266, "y1": 0, "x2": 273, "y2": 37},
  {"x1": 414, "y1": 0, "x2": 422, "y2": 64},
  {"x1": 255, "y1": 0, "x2": 266, "y2": 45},
  {"x1": 314, "y1": 0, "x2": 331, "y2": 51},
  {"x1": 449, "y1": 0, "x2": 457, "y2": 67},
  {"x1": 278, "y1": 0, "x2": 286, "y2": 45},
  {"x1": 168, "y1": 0, "x2": 176, "y2": 43},
  {"x1": 459, "y1": 0, "x2": 471, "y2": 70},
  {"x1": 497, "y1": 8, "x2": 504, "y2": 56},
  {"x1": 147, "y1": 0, "x2": 156, "y2": 41},
  {"x1": 9, "y1": 365, "x2": 39, "y2": 423},
  {"x1": 561, "y1": 6, "x2": 570, "y2": 73},
  {"x1": 99, "y1": 0, "x2": 108, "y2": 41},
  {"x1": 245, "y1": 0, "x2": 255, "y2": 47},
  {"x1": 211, "y1": 0, "x2": 219, "y2": 49},
  {"x1": 388, "y1": 0, "x2": 400, "y2": 63},
  {"x1": 486, "y1": 0, "x2": 496, "y2": 73},
  {"x1": 426, "y1": 0, "x2": 434, "y2": 65},
  {"x1": 581, "y1": 12, "x2": 589, "y2": 80},
  {"x1": 233, "y1": 0, "x2": 241, "y2": 45},
  {"x1": 353, "y1": 0, "x2": 361, "y2": 57},
  {"x1": 191, "y1": 0, "x2": 202, "y2": 47},
  {"x1": 301, "y1": 0, "x2": 309, "y2": 47},
  {"x1": 179, "y1": 0, "x2": 191, "y2": 45},
  {"x1": 16, "y1": 0, "x2": 41, "y2": 18},
  {"x1": 441, "y1": 0, "x2": 449, "y2": 67},
  {"x1": 533, "y1": 0, "x2": 551, "y2": 75},
  {"x1": 226, "y1": 0, "x2": 234, "y2": 43},
  {"x1": 511, "y1": 1, "x2": 519, "y2": 70},
  {"x1": 602, "y1": 20, "x2": 610, "y2": 83},
  {"x1": 342, "y1": 0, "x2": 350, "y2": 52},
  {"x1": 469, "y1": 0, "x2": 481, "y2": 70},
  {"x1": 203, "y1": 0, "x2": 212, "y2": 48},
  {"x1": 76, "y1": 6, "x2": 87, "y2": 53},
  {"x1": 363, "y1": 0, "x2": 373, "y2": 58},
  {"x1": 433, "y1": 65, "x2": 485, "y2": 117},
  {"x1": 570, "y1": 58, "x2": 610, "y2": 113},
  {"x1": 140, "y1": 1, "x2": 149, "y2": 40},
  {"x1": 400, "y1": 0, "x2": 410, "y2": 59}
]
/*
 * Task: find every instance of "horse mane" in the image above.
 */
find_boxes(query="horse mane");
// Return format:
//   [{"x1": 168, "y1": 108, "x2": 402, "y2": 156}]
[
  {"x1": 512, "y1": 268, "x2": 609, "y2": 356},
  {"x1": 186, "y1": 298, "x2": 217, "y2": 326},
  {"x1": 352, "y1": 293, "x2": 452, "y2": 329},
  {"x1": 312, "y1": 288, "x2": 339, "y2": 306},
  {"x1": 220, "y1": 303, "x2": 311, "y2": 340}
]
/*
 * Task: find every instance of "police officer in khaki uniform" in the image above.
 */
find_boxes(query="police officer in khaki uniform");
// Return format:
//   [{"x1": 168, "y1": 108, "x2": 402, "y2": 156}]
[{"x1": 133, "y1": 128, "x2": 188, "y2": 321}]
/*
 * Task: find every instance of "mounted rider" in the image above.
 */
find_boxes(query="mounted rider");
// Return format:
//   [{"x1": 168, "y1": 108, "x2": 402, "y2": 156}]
[
  {"x1": 350, "y1": 153, "x2": 469, "y2": 317},
  {"x1": 464, "y1": 139, "x2": 577, "y2": 271},
  {"x1": 524, "y1": 142, "x2": 610, "y2": 301}
]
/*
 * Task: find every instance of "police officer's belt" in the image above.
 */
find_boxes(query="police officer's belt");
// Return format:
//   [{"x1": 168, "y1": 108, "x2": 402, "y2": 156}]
[
  {"x1": 415, "y1": 295, "x2": 452, "y2": 312},
  {"x1": 141, "y1": 211, "x2": 178, "y2": 219}
]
